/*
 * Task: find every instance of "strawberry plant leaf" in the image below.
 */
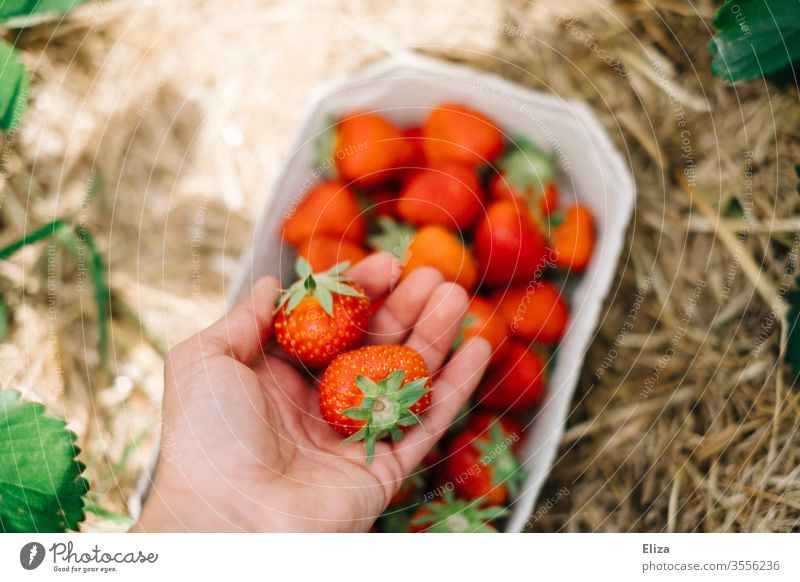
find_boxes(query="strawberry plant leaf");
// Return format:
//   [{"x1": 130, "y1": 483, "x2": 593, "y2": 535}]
[
  {"x1": 0, "y1": 389, "x2": 89, "y2": 532},
  {"x1": 0, "y1": 0, "x2": 87, "y2": 24},
  {"x1": 0, "y1": 38, "x2": 29, "y2": 131},
  {"x1": 709, "y1": 0, "x2": 800, "y2": 83}
]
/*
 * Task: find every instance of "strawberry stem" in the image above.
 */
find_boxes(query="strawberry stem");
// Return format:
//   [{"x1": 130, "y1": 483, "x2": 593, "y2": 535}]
[{"x1": 341, "y1": 369, "x2": 431, "y2": 464}]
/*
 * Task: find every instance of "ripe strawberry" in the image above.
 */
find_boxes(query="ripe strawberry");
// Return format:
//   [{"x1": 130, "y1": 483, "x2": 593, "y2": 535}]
[
  {"x1": 408, "y1": 491, "x2": 507, "y2": 532},
  {"x1": 396, "y1": 162, "x2": 484, "y2": 230},
  {"x1": 548, "y1": 204, "x2": 596, "y2": 272},
  {"x1": 445, "y1": 421, "x2": 524, "y2": 505},
  {"x1": 452, "y1": 296, "x2": 510, "y2": 367},
  {"x1": 282, "y1": 181, "x2": 365, "y2": 246},
  {"x1": 331, "y1": 112, "x2": 413, "y2": 187},
  {"x1": 370, "y1": 219, "x2": 478, "y2": 292},
  {"x1": 493, "y1": 281, "x2": 569, "y2": 345},
  {"x1": 422, "y1": 103, "x2": 504, "y2": 168},
  {"x1": 488, "y1": 137, "x2": 559, "y2": 217},
  {"x1": 273, "y1": 258, "x2": 370, "y2": 369},
  {"x1": 475, "y1": 342, "x2": 546, "y2": 412},
  {"x1": 297, "y1": 236, "x2": 367, "y2": 272},
  {"x1": 364, "y1": 187, "x2": 401, "y2": 220},
  {"x1": 319, "y1": 344, "x2": 432, "y2": 463},
  {"x1": 403, "y1": 126, "x2": 427, "y2": 167},
  {"x1": 474, "y1": 201, "x2": 549, "y2": 287},
  {"x1": 468, "y1": 412, "x2": 525, "y2": 447}
]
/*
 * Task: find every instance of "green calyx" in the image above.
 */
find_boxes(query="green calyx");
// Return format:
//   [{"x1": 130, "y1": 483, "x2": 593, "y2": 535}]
[
  {"x1": 474, "y1": 422, "x2": 524, "y2": 499},
  {"x1": 278, "y1": 257, "x2": 364, "y2": 317},
  {"x1": 341, "y1": 369, "x2": 430, "y2": 465},
  {"x1": 410, "y1": 491, "x2": 508, "y2": 533},
  {"x1": 499, "y1": 135, "x2": 556, "y2": 198},
  {"x1": 368, "y1": 216, "x2": 415, "y2": 261}
]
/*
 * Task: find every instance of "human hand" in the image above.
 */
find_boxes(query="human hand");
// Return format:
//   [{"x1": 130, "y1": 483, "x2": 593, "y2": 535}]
[{"x1": 133, "y1": 253, "x2": 491, "y2": 532}]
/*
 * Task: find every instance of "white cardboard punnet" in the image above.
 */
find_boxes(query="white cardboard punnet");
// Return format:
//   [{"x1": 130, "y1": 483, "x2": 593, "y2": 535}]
[{"x1": 229, "y1": 53, "x2": 635, "y2": 532}]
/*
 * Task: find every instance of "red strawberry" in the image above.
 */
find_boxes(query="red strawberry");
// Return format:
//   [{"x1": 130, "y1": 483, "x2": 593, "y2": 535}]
[
  {"x1": 408, "y1": 491, "x2": 507, "y2": 532},
  {"x1": 445, "y1": 420, "x2": 524, "y2": 505},
  {"x1": 422, "y1": 103, "x2": 504, "y2": 168},
  {"x1": 474, "y1": 201, "x2": 549, "y2": 287},
  {"x1": 475, "y1": 342, "x2": 546, "y2": 412},
  {"x1": 468, "y1": 412, "x2": 525, "y2": 446},
  {"x1": 548, "y1": 204, "x2": 596, "y2": 272},
  {"x1": 404, "y1": 126, "x2": 427, "y2": 167},
  {"x1": 488, "y1": 137, "x2": 559, "y2": 217},
  {"x1": 493, "y1": 281, "x2": 569, "y2": 345},
  {"x1": 364, "y1": 187, "x2": 401, "y2": 220},
  {"x1": 452, "y1": 296, "x2": 510, "y2": 367},
  {"x1": 396, "y1": 162, "x2": 484, "y2": 230},
  {"x1": 332, "y1": 112, "x2": 413, "y2": 187},
  {"x1": 282, "y1": 181, "x2": 365, "y2": 246},
  {"x1": 319, "y1": 344, "x2": 432, "y2": 463},
  {"x1": 273, "y1": 258, "x2": 370, "y2": 369},
  {"x1": 297, "y1": 236, "x2": 368, "y2": 272}
]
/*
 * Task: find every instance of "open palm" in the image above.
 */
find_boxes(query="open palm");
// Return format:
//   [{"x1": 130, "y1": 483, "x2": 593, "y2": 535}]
[{"x1": 134, "y1": 253, "x2": 490, "y2": 532}]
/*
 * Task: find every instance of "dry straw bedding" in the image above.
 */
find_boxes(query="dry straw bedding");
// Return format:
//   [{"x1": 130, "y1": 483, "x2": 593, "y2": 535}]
[{"x1": 0, "y1": 0, "x2": 797, "y2": 532}]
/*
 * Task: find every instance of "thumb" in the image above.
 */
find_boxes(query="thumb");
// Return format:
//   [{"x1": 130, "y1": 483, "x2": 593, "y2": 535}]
[{"x1": 197, "y1": 276, "x2": 281, "y2": 363}]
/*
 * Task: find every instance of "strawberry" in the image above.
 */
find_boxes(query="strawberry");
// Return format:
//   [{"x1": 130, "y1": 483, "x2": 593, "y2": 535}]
[
  {"x1": 452, "y1": 296, "x2": 510, "y2": 366},
  {"x1": 319, "y1": 344, "x2": 432, "y2": 463},
  {"x1": 282, "y1": 181, "x2": 366, "y2": 246},
  {"x1": 403, "y1": 126, "x2": 427, "y2": 167},
  {"x1": 468, "y1": 412, "x2": 525, "y2": 447},
  {"x1": 370, "y1": 219, "x2": 478, "y2": 292},
  {"x1": 493, "y1": 281, "x2": 569, "y2": 345},
  {"x1": 422, "y1": 103, "x2": 504, "y2": 168},
  {"x1": 489, "y1": 136, "x2": 559, "y2": 217},
  {"x1": 473, "y1": 201, "x2": 549, "y2": 287},
  {"x1": 273, "y1": 258, "x2": 370, "y2": 369},
  {"x1": 396, "y1": 162, "x2": 484, "y2": 230},
  {"x1": 445, "y1": 420, "x2": 524, "y2": 505},
  {"x1": 331, "y1": 112, "x2": 413, "y2": 187},
  {"x1": 475, "y1": 342, "x2": 546, "y2": 412},
  {"x1": 297, "y1": 236, "x2": 367, "y2": 272},
  {"x1": 548, "y1": 204, "x2": 596, "y2": 272},
  {"x1": 408, "y1": 491, "x2": 507, "y2": 532},
  {"x1": 364, "y1": 187, "x2": 401, "y2": 220}
]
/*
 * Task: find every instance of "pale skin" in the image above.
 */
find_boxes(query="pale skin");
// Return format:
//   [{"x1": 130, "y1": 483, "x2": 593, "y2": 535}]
[{"x1": 133, "y1": 253, "x2": 491, "y2": 532}]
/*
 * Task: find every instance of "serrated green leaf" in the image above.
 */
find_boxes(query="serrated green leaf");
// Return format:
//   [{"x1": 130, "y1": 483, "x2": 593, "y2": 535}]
[
  {"x1": 0, "y1": 38, "x2": 29, "y2": 131},
  {"x1": 709, "y1": 0, "x2": 800, "y2": 82},
  {"x1": 0, "y1": 389, "x2": 89, "y2": 532},
  {"x1": 0, "y1": 0, "x2": 87, "y2": 23}
]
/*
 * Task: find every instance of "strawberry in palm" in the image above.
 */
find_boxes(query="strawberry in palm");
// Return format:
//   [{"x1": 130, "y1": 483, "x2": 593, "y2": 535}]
[
  {"x1": 319, "y1": 345, "x2": 432, "y2": 464},
  {"x1": 274, "y1": 258, "x2": 370, "y2": 369}
]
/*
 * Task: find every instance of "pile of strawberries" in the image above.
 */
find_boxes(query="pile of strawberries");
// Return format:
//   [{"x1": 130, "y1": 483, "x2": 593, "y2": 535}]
[{"x1": 276, "y1": 103, "x2": 596, "y2": 532}]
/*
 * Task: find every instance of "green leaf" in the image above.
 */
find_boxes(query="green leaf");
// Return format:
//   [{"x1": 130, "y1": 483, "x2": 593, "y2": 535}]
[
  {"x1": 368, "y1": 216, "x2": 415, "y2": 259},
  {"x1": 78, "y1": 227, "x2": 109, "y2": 363},
  {"x1": 0, "y1": 38, "x2": 29, "y2": 131},
  {"x1": 0, "y1": 0, "x2": 87, "y2": 23},
  {"x1": 709, "y1": 0, "x2": 800, "y2": 82},
  {"x1": 0, "y1": 389, "x2": 89, "y2": 532},
  {"x1": 295, "y1": 257, "x2": 312, "y2": 279}
]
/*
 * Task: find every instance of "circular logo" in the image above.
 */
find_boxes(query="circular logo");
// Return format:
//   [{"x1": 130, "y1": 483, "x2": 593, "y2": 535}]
[{"x1": 19, "y1": 542, "x2": 46, "y2": 570}]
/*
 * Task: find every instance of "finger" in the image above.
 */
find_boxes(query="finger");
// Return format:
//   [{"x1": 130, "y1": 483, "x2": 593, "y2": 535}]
[
  {"x1": 188, "y1": 276, "x2": 280, "y2": 365},
  {"x1": 404, "y1": 282, "x2": 469, "y2": 374},
  {"x1": 393, "y1": 337, "x2": 491, "y2": 474},
  {"x1": 345, "y1": 251, "x2": 400, "y2": 299},
  {"x1": 367, "y1": 267, "x2": 444, "y2": 344}
]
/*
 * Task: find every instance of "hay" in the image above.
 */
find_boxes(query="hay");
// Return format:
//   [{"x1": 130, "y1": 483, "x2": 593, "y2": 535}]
[{"x1": 0, "y1": 0, "x2": 797, "y2": 532}]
